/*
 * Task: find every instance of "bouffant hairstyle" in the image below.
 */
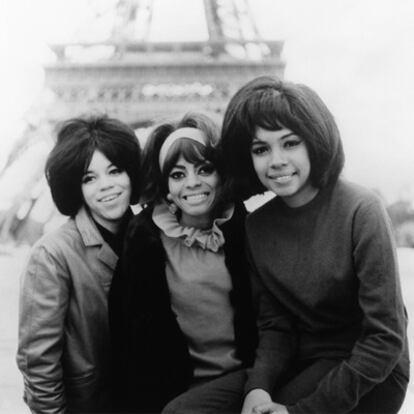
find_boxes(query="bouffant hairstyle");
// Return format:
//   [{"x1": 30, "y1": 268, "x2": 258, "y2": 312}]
[
  {"x1": 220, "y1": 75, "x2": 345, "y2": 199},
  {"x1": 45, "y1": 115, "x2": 141, "y2": 216},
  {"x1": 140, "y1": 112, "x2": 228, "y2": 207}
]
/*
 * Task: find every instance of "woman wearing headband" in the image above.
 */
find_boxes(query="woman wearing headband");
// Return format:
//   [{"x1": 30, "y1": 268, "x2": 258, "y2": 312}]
[{"x1": 108, "y1": 112, "x2": 257, "y2": 413}]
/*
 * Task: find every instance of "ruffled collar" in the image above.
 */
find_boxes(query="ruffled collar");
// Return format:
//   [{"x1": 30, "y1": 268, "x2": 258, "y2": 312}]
[{"x1": 152, "y1": 202, "x2": 234, "y2": 252}]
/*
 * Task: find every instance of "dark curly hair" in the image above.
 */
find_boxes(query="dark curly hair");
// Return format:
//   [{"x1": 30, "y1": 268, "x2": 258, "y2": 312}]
[{"x1": 45, "y1": 115, "x2": 141, "y2": 216}]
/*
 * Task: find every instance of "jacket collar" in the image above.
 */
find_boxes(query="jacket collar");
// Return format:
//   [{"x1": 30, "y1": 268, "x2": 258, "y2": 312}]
[{"x1": 75, "y1": 207, "x2": 118, "y2": 270}]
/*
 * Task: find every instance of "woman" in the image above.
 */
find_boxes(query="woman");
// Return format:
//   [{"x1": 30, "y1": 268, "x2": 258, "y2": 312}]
[
  {"x1": 109, "y1": 112, "x2": 257, "y2": 413},
  {"x1": 220, "y1": 76, "x2": 409, "y2": 414},
  {"x1": 16, "y1": 115, "x2": 141, "y2": 413}
]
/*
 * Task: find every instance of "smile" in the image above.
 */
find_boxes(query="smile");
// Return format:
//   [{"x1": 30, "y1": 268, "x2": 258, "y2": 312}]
[
  {"x1": 268, "y1": 173, "x2": 295, "y2": 184},
  {"x1": 183, "y1": 193, "x2": 209, "y2": 202},
  {"x1": 99, "y1": 193, "x2": 121, "y2": 203}
]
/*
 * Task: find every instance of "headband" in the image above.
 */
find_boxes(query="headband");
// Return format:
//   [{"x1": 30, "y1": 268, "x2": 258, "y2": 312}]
[{"x1": 158, "y1": 127, "x2": 206, "y2": 170}]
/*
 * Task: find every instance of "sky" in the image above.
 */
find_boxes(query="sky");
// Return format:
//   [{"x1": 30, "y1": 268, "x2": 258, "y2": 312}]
[{"x1": 1, "y1": 0, "x2": 414, "y2": 203}]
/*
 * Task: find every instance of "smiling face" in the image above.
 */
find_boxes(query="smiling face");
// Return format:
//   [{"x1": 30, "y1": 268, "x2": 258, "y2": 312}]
[
  {"x1": 167, "y1": 155, "x2": 221, "y2": 229},
  {"x1": 251, "y1": 127, "x2": 318, "y2": 207},
  {"x1": 81, "y1": 150, "x2": 131, "y2": 233}
]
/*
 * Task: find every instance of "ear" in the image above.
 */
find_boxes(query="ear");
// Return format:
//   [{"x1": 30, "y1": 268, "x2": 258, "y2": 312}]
[{"x1": 166, "y1": 193, "x2": 173, "y2": 202}]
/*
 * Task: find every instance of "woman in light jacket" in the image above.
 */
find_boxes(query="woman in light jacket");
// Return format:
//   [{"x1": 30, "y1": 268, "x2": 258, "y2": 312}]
[{"x1": 16, "y1": 115, "x2": 141, "y2": 414}]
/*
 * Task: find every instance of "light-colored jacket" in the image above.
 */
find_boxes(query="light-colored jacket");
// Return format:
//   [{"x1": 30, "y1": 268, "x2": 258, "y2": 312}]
[{"x1": 16, "y1": 207, "x2": 118, "y2": 414}]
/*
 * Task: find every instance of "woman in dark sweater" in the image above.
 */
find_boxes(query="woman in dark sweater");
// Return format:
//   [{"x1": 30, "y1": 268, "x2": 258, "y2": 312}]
[
  {"x1": 108, "y1": 112, "x2": 257, "y2": 413},
  {"x1": 220, "y1": 76, "x2": 409, "y2": 414}
]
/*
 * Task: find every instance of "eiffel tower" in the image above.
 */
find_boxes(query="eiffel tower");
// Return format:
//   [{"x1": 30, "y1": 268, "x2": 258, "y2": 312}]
[
  {"x1": 45, "y1": 0, "x2": 285, "y2": 126},
  {"x1": 0, "y1": 0, "x2": 284, "y2": 244}
]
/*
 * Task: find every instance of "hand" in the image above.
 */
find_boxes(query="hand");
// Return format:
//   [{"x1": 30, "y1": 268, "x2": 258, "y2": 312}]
[
  {"x1": 241, "y1": 389, "x2": 272, "y2": 414},
  {"x1": 253, "y1": 401, "x2": 288, "y2": 414}
]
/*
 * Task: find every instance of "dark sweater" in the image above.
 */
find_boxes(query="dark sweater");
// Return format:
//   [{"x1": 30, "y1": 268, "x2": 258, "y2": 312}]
[
  {"x1": 93, "y1": 209, "x2": 132, "y2": 257},
  {"x1": 108, "y1": 202, "x2": 257, "y2": 412},
  {"x1": 245, "y1": 179, "x2": 409, "y2": 414}
]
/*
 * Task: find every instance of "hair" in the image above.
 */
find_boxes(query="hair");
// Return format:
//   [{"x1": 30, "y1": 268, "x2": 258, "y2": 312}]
[
  {"x1": 45, "y1": 115, "x2": 141, "y2": 216},
  {"x1": 140, "y1": 112, "x2": 229, "y2": 208},
  {"x1": 220, "y1": 75, "x2": 345, "y2": 199}
]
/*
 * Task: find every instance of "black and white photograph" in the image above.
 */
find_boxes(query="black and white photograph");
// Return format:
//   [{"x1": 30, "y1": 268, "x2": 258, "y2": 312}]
[{"x1": 1, "y1": 1, "x2": 413, "y2": 413}]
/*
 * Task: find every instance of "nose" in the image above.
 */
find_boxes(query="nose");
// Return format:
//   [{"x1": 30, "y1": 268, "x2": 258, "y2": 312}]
[
  {"x1": 269, "y1": 148, "x2": 287, "y2": 168},
  {"x1": 185, "y1": 171, "x2": 201, "y2": 187},
  {"x1": 98, "y1": 174, "x2": 115, "y2": 190}
]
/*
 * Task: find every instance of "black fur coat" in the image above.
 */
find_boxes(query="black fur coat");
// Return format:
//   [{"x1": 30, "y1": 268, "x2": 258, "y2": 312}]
[{"x1": 108, "y1": 202, "x2": 257, "y2": 412}]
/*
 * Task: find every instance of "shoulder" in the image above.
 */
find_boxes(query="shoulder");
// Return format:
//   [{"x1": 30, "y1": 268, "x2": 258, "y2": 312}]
[
  {"x1": 336, "y1": 182, "x2": 393, "y2": 242},
  {"x1": 117, "y1": 207, "x2": 166, "y2": 283},
  {"x1": 331, "y1": 179, "x2": 386, "y2": 215},
  {"x1": 323, "y1": 181, "x2": 392, "y2": 242},
  {"x1": 127, "y1": 207, "x2": 155, "y2": 233},
  {"x1": 30, "y1": 218, "x2": 79, "y2": 259},
  {"x1": 24, "y1": 219, "x2": 79, "y2": 276},
  {"x1": 225, "y1": 201, "x2": 247, "y2": 227},
  {"x1": 124, "y1": 207, "x2": 161, "y2": 251},
  {"x1": 334, "y1": 179, "x2": 382, "y2": 203},
  {"x1": 221, "y1": 201, "x2": 248, "y2": 242},
  {"x1": 246, "y1": 195, "x2": 280, "y2": 231}
]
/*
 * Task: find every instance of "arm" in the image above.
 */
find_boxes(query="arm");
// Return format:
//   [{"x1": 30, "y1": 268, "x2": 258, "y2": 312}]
[
  {"x1": 243, "y1": 233, "x2": 297, "y2": 410},
  {"x1": 286, "y1": 198, "x2": 407, "y2": 414},
  {"x1": 16, "y1": 243, "x2": 70, "y2": 414}
]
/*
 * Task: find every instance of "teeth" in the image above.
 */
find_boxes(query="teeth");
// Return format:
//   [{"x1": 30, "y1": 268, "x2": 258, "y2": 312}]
[
  {"x1": 273, "y1": 175, "x2": 293, "y2": 183},
  {"x1": 101, "y1": 194, "x2": 118, "y2": 202},
  {"x1": 185, "y1": 193, "x2": 207, "y2": 201}
]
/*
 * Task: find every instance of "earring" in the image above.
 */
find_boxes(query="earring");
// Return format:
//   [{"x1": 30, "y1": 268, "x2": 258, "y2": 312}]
[
  {"x1": 168, "y1": 203, "x2": 178, "y2": 215},
  {"x1": 166, "y1": 193, "x2": 178, "y2": 215}
]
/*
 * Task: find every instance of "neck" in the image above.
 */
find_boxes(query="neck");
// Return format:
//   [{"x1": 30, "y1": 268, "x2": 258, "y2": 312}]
[
  {"x1": 283, "y1": 186, "x2": 320, "y2": 208},
  {"x1": 99, "y1": 220, "x2": 120, "y2": 234},
  {"x1": 89, "y1": 211, "x2": 122, "y2": 234}
]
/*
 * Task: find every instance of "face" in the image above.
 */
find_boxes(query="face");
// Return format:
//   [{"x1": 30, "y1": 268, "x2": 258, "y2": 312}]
[
  {"x1": 168, "y1": 155, "x2": 221, "y2": 229},
  {"x1": 81, "y1": 150, "x2": 131, "y2": 233},
  {"x1": 250, "y1": 127, "x2": 318, "y2": 207}
]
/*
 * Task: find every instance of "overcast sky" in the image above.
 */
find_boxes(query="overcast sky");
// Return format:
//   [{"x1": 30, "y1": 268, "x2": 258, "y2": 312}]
[{"x1": 1, "y1": 0, "x2": 414, "y2": 203}]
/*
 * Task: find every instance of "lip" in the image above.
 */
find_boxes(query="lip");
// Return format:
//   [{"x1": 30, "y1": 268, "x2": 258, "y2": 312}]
[
  {"x1": 99, "y1": 192, "x2": 122, "y2": 203},
  {"x1": 267, "y1": 172, "x2": 296, "y2": 183},
  {"x1": 182, "y1": 192, "x2": 209, "y2": 203}
]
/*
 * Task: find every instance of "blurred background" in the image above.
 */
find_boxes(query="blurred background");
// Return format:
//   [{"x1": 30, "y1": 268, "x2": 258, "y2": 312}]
[{"x1": 1, "y1": 0, "x2": 413, "y2": 412}]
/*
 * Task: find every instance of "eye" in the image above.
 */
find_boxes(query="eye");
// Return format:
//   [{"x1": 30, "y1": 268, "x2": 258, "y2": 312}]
[
  {"x1": 82, "y1": 174, "x2": 95, "y2": 184},
  {"x1": 251, "y1": 144, "x2": 268, "y2": 156},
  {"x1": 169, "y1": 170, "x2": 185, "y2": 180},
  {"x1": 284, "y1": 138, "x2": 302, "y2": 149},
  {"x1": 109, "y1": 166, "x2": 123, "y2": 175},
  {"x1": 198, "y1": 163, "x2": 215, "y2": 176}
]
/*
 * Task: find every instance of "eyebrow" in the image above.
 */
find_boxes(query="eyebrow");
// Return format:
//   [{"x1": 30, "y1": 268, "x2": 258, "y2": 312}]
[
  {"x1": 83, "y1": 162, "x2": 115, "y2": 174},
  {"x1": 170, "y1": 164, "x2": 186, "y2": 170},
  {"x1": 172, "y1": 160, "x2": 211, "y2": 169},
  {"x1": 252, "y1": 132, "x2": 296, "y2": 142},
  {"x1": 83, "y1": 168, "x2": 94, "y2": 175}
]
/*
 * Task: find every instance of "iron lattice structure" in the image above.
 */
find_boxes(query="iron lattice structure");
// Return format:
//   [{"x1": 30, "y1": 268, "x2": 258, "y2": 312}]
[
  {"x1": 0, "y1": 0, "x2": 284, "y2": 243},
  {"x1": 45, "y1": 0, "x2": 285, "y2": 126}
]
